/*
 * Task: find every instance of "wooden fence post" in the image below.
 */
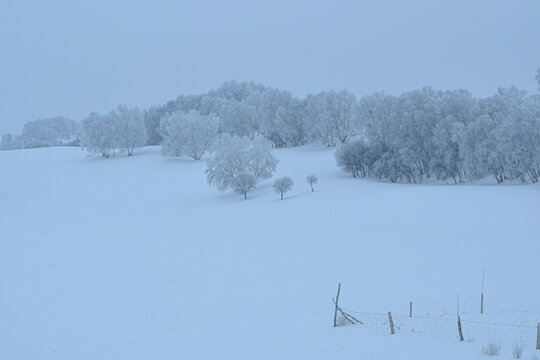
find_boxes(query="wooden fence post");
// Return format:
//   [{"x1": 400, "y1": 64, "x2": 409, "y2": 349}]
[
  {"x1": 457, "y1": 316, "x2": 464, "y2": 342},
  {"x1": 481, "y1": 293, "x2": 484, "y2": 314},
  {"x1": 410, "y1": 301, "x2": 413, "y2": 318},
  {"x1": 536, "y1": 322, "x2": 540, "y2": 350},
  {"x1": 333, "y1": 283, "x2": 341, "y2": 327},
  {"x1": 388, "y1": 311, "x2": 395, "y2": 335},
  {"x1": 481, "y1": 267, "x2": 485, "y2": 314}
]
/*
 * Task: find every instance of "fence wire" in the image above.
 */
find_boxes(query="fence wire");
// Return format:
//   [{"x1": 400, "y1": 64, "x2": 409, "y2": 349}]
[{"x1": 343, "y1": 309, "x2": 538, "y2": 347}]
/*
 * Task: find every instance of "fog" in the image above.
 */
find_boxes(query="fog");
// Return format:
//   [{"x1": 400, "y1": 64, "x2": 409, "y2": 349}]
[{"x1": 1, "y1": 0, "x2": 539, "y2": 133}]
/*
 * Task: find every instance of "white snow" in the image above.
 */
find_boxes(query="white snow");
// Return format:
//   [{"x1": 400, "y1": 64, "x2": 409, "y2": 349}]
[{"x1": 1, "y1": 145, "x2": 539, "y2": 359}]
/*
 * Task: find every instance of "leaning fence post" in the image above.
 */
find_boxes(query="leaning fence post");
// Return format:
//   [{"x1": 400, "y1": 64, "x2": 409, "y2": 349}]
[
  {"x1": 457, "y1": 315, "x2": 464, "y2": 342},
  {"x1": 388, "y1": 311, "x2": 395, "y2": 335},
  {"x1": 410, "y1": 301, "x2": 413, "y2": 318},
  {"x1": 333, "y1": 283, "x2": 341, "y2": 327},
  {"x1": 536, "y1": 322, "x2": 540, "y2": 350}
]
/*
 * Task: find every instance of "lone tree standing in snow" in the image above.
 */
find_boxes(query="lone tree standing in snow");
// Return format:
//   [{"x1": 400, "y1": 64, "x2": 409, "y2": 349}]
[
  {"x1": 206, "y1": 135, "x2": 278, "y2": 194},
  {"x1": 306, "y1": 174, "x2": 318, "y2": 192},
  {"x1": 233, "y1": 172, "x2": 257, "y2": 199},
  {"x1": 273, "y1": 176, "x2": 293, "y2": 200}
]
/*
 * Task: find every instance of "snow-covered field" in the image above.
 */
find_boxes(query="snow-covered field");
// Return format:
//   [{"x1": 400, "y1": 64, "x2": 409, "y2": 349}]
[{"x1": 1, "y1": 146, "x2": 539, "y2": 359}]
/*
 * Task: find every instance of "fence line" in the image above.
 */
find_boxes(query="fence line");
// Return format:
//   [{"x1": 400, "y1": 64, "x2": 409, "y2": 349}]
[{"x1": 339, "y1": 308, "x2": 539, "y2": 347}]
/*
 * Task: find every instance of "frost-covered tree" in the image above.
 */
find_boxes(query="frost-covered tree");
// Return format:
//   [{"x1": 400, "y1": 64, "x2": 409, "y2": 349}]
[
  {"x1": 0, "y1": 133, "x2": 22, "y2": 151},
  {"x1": 306, "y1": 174, "x2": 318, "y2": 192},
  {"x1": 111, "y1": 105, "x2": 147, "y2": 156},
  {"x1": 159, "y1": 110, "x2": 219, "y2": 159},
  {"x1": 206, "y1": 135, "x2": 278, "y2": 192},
  {"x1": 19, "y1": 117, "x2": 79, "y2": 148},
  {"x1": 144, "y1": 94, "x2": 207, "y2": 146},
  {"x1": 144, "y1": 106, "x2": 167, "y2": 145},
  {"x1": 178, "y1": 111, "x2": 219, "y2": 160},
  {"x1": 209, "y1": 80, "x2": 267, "y2": 102},
  {"x1": 280, "y1": 100, "x2": 309, "y2": 146},
  {"x1": 335, "y1": 140, "x2": 382, "y2": 178},
  {"x1": 233, "y1": 172, "x2": 257, "y2": 199},
  {"x1": 159, "y1": 112, "x2": 184, "y2": 157},
  {"x1": 150, "y1": 80, "x2": 308, "y2": 149},
  {"x1": 304, "y1": 90, "x2": 359, "y2": 147},
  {"x1": 357, "y1": 92, "x2": 398, "y2": 149},
  {"x1": 430, "y1": 116, "x2": 463, "y2": 183},
  {"x1": 66, "y1": 78, "x2": 540, "y2": 181},
  {"x1": 335, "y1": 86, "x2": 540, "y2": 184},
  {"x1": 273, "y1": 176, "x2": 293, "y2": 200},
  {"x1": 80, "y1": 106, "x2": 146, "y2": 158},
  {"x1": 80, "y1": 112, "x2": 117, "y2": 158},
  {"x1": 247, "y1": 88, "x2": 306, "y2": 147},
  {"x1": 218, "y1": 99, "x2": 259, "y2": 140}
]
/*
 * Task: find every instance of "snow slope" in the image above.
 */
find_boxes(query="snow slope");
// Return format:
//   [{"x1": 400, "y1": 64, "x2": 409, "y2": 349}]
[{"x1": 1, "y1": 146, "x2": 539, "y2": 360}]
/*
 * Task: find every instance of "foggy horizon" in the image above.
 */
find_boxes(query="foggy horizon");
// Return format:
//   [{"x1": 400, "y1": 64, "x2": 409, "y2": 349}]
[{"x1": 1, "y1": 0, "x2": 539, "y2": 134}]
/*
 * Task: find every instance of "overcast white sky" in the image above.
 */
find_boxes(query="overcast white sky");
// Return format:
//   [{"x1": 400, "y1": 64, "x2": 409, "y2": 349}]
[{"x1": 1, "y1": 0, "x2": 539, "y2": 134}]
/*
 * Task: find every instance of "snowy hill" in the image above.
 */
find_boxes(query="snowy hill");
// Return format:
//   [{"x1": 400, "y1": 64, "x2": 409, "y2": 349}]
[{"x1": 1, "y1": 146, "x2": 539, "y2": 360}]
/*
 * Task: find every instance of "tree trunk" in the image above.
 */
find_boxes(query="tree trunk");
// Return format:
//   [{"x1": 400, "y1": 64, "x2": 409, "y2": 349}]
[{"x1": 281, "y1": 193, "x2": 283, "y2": 200}]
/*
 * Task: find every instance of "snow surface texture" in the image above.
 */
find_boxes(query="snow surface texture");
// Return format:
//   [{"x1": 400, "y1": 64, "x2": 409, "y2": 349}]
[{"x1": 1, "y1": 146, "x2": 539, "y2": 360}]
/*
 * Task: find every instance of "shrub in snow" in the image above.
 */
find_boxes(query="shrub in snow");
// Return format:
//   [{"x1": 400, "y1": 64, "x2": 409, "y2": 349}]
[
  {"x1": 233, "y1": 172, "x2": 257, "y2": 199},
  {"x1": 306, "y1": 174, "x2": 318, "y2": 192},
  {"x1": 512, "y1": 343, "x2": 523, "y2": 359},
  {"x1": 482, "y1": 342, "x2": 501, "y2": 356},
  {"x1": 159, "y1": 110, "x2": 219, "y2": 159},
  {"x1": 273, "y1": 176, "x2": 293, "y2": 200},
  {"x1": 206, "y1": 135, "x2": 278, "y2": 193}
]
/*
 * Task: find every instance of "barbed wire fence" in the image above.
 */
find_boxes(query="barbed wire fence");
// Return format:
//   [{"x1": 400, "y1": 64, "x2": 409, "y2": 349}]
[{"x1": 332, "y1": 284, "x2": 540, "y2": 351}]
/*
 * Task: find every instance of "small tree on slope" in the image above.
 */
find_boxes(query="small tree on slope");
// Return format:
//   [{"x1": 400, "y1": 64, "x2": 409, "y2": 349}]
[
  {"x1": 233, "y1": 172, "x2": 257, "y2": 199},
  {"x1": 273, "y1": 176, "x2": 293, "y2": 200},
  {"x1": 306, "y1": 174, "x2": 318, "y2": 192}
]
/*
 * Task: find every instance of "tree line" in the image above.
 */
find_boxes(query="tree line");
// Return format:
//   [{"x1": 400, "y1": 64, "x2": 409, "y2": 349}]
[
  {"x1": 336, "y1": 87, "x2": 540, "y2": 183},
  {"x1": 2, "y1": 70, "x2": 540, "y2": 185}
]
